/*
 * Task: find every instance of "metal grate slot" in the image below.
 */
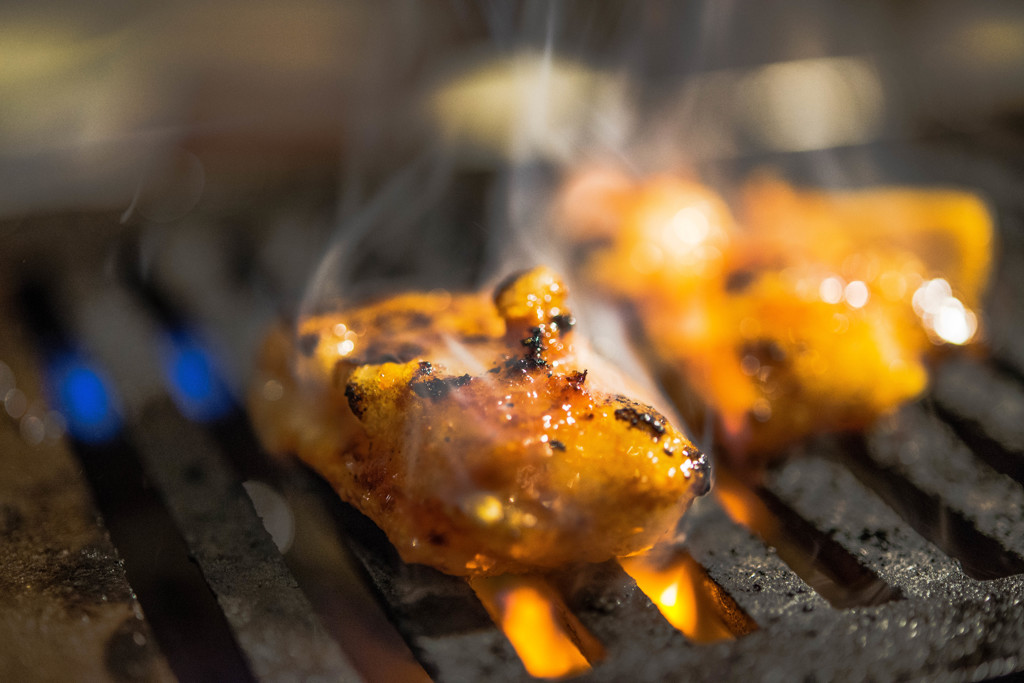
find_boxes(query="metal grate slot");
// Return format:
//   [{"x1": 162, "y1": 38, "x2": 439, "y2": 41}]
[
  {"x1": 764, "y1": 453, "x2": 966, "y2": 597},
  {"x1": 15, "y1": 280, "x2": 254, "y2": 683},
  {"x1": 548, "y1": 560, "x2": 688, "y2": 659},
  {"x1": 931, "y1": 356, "x2": 1024, "y2": 485},
  {"x1": 683, "y1": 496, "x2": 828, "y2": 628},
  {"x1": 714, "y1": 471, "x2": 900, "y2": 608},
  {"x1": 55, "y1": 279, "x2": 362, "y2": 682},
  {"x1": 754, "y1": 489, "x2": 901, "y2": 607},
  {"x1": 130, "y1": 403, "x2": 361, "y2": 682},
  {"x1": 320, "y1": 478, "x2": 531, "y2": 683},
  {"x1": 848, "y1": 405, "x2": 1024, "y2": 579}
]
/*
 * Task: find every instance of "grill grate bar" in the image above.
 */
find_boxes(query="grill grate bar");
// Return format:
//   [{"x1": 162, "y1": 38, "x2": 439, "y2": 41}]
[
  {"x1": 866, "y1": 403, "x2": 1024, "y2": 561},
  {"x1": 579, "y1": 571, "x2": 1024, "y2": 682},
  {"x1": 549, "y1": 560, "x2": 688, "y2": 661},
  {"x1": 579, "y1": 594, "x2": 1023, "y2": 682},
  {"x1": 682, "y1": 496, "x2": 828, "y2": 627},
  {"x1": 931, "y1": 357, "x2": 1024, "y2": 483},
  {"x1": 764, "y1": 452, "x2": 966, "y2": 598},
  {"x1": 0, "y1": 304, "x2": 178, "y2": 683},
  {"x1": 130, "y1": 403, "x2": 362, "y2": 682},
  {"x1": 327, "y1": 490, "x2": 530, "y2": 683},
  {"x1": 62, "y1": 281, "x2": 362, "y2": 682},
  {"x1": 980, "y1": 240, "x2": 1024, "y2": 379}
]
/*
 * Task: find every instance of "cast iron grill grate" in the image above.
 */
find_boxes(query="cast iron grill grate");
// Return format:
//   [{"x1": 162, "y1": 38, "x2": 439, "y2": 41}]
[{"x1": 5, "y1": 152, "x2": 1024, "y2": 682}]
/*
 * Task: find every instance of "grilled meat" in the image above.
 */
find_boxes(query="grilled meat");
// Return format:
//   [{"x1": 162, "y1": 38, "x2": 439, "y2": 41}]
[
  {"x1": 560, "y1": 169, "x2": 993, "y2": 463},
  {"x1": 249, "y1": 267, "x2": 710, "y2": 575}
]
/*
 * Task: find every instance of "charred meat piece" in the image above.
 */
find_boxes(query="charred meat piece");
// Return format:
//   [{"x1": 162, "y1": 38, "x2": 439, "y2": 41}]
[
  {"x1": 559, "y1": 169, "x2": 993, "y2": 464},
  {"x1": 249, "y1": 267, "x2": 709, "y2": 575}
]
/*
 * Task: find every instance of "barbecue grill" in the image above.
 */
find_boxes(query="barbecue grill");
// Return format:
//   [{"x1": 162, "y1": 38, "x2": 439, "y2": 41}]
[
  {"x1": 6, "y1": 3, "x2": 1024, "y2": 680},
  {"x1": 4, "y1": 138, "x2": 1024, "y2": 683}
]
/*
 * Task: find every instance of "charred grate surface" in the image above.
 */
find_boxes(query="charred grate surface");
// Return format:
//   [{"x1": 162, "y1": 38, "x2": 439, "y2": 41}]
[
  {"x1": 129, "y1": 403, "x2": 361, "y2": 682},
  {"x1": 766, "y1": 448, "x2": 967, "y2": 598},
  {"x1": 548, "y1": 560, "x2": 688, "y2": 661},
  {"x1": 7, "y1": 155, "x2": 1024, "y2": 682},
  {"x1": 15, "y1": 275, "x2": 360, "y2": 682},
  {"x1": 683, "y1": 496, "x2": 828, "y2": 626},
  {"x1": 11, "y1": 256, "x2": 1024, "y2": 683},
  {"x1": 931, "y1": 357, "x2": 1024, "y2": 484},
  {"x1": 863, "y1": 404, "x2": 1024, "y2": 564},
  {"x1": 311, "y1": 472, "x2": 530, "y2": 683}
]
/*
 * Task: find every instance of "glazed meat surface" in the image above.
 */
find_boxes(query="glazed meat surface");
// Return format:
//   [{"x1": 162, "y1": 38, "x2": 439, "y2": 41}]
[
  {"x1": 249, "y1": 267, "x2": 709, "y2": 575},
  {"x1": 560, "y1": 170, "x2": 993, "y2": 463}
]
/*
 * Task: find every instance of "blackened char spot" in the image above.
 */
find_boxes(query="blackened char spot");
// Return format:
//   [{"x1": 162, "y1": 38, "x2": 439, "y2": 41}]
[
  {"x1": 360, "y1": 342, "x2": 425, "y2": 365},
  {"x1": 29, "y1": 545, "x2": 135, "y2": 617},
  {"x1": 411, "y1": 374, "x2": 473, "y2": 400},
  {"x1": 0, "y1": 503, "x2": 23, "y2": 537},
  {"x1": 416, "y1": 361, "x2": 433, "y2": 376},
  {"x1": 725, "y1": 269, "x2": 757, "y2": 292},
  {"x1": 373, "y1": 310, "x2": 432, "y2": 331},
  {"x1": 505, "y1": 356, "x2": 544, "y2": 374},
  {"x1": 859, "y1": 528, "x2": 892, "y2": 550},
  {"x1": 613, "y1": 398, "x2": 667, "y2": 438},
  {"x1": 566, "y1": 369, "x2": 588, "y2": 390},
  {"x1": 550, "y1": 314, "x2": 576, "y2": 334},
  {"x1": 742, "y1": 339, "x2": 788, "y2": 365},
  {"x1": 345, "y1": 383, "x2": 366, "y2": 419},
  {"x1": 406, "y1": 312, "x2": 432, "y2": 328},
  {"x1": 549, "y1": 440, "x2": 566, "y2": 451},
  {"x1": 298, "y1": 333, "x2": 319, "y2": 357},
  {"x1": 520, "y1": 326, "x2": 548, "y2": 367}
]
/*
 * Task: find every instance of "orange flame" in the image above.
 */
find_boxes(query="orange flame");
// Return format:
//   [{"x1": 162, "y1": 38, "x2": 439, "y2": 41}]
[
  {"x1": 471, "y1": 576, "x2": 597, "y2": 679},
  {"x1": 619, "y1": 552, "x2": 736, "y2": 643},
  {"x1": 713, "y1": 470, "x2": 780, "y2": 539}
]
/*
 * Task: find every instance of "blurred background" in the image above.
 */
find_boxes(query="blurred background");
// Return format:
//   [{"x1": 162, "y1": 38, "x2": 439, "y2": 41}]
[
  {"x1": 4, "y1": 0, "x2": 1024, "y2": 214},
  {"x1": 5, "y1": 0, "x2": 1024, "y2": 381},
  {"x1": 5, "y1": 0, "x2": 1024, "y2": 309}
]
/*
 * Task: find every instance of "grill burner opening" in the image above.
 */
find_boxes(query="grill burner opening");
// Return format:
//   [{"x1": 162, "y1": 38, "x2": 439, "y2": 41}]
[
  {"x1": 619, "y1": 549, "x2": 751, "y2": 642},
  {"x1": 470, "y1": 575, "x2": 601, "y2": 679}
]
